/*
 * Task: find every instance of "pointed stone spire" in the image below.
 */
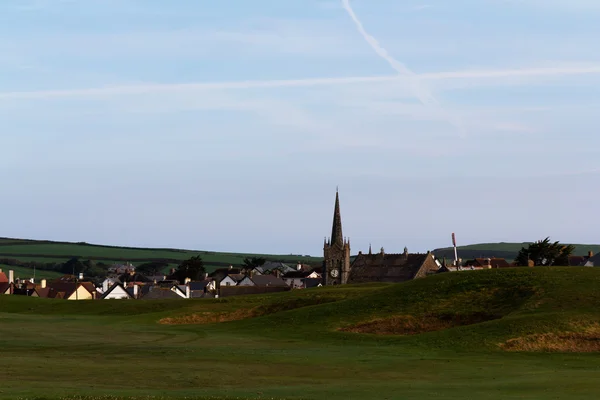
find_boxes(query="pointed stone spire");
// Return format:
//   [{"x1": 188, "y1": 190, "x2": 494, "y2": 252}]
[
  {"x1": 330, "y1": 189, "x2": 343, "y2": 247},
  {"x1": 368, "y1": 243, "x2": 372, "y2": 255}
]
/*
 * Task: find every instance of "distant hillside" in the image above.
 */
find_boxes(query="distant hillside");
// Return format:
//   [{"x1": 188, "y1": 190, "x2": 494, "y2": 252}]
[
  {"x1": 0, "y1": 237, "x2": 322, "y2": 278},
  {"x1": 433, "y1": 242, "x2": 600, "y2": 262}
]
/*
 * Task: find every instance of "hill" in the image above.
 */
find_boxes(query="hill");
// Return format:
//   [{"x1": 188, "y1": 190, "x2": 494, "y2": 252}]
[
  {"x1": 2, "y1": 267, "x2": 600, "y2": 399},
  {"x1": 433, "y1": 241, "x2": 600, "y2": 262},
  {"x1": 0, "y1": 237, "x2": 322, "y2": 278}
]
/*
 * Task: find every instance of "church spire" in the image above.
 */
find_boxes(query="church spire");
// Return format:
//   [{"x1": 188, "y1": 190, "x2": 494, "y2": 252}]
[{"x1": 330, "y1": 189, "x2": 344, "y2": 247}]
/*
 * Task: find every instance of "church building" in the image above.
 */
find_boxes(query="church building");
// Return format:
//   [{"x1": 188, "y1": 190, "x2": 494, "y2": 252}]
[{"x1": 322, "y1": 191, "x2": 441, "y2": 286}]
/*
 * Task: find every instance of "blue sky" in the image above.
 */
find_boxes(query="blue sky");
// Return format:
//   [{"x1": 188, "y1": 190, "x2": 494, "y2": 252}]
[{"x1": 2, "y1": 0, "x2": 600, "y2": 256}]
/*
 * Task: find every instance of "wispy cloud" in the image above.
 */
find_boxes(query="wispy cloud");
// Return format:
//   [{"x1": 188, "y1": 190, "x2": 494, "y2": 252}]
[
  {"x1": 340, "y1": 0, "x2": 466, "y2": 136},
  {"x1": 2, "y1": 64, "x2": 600, "y2": 100}
]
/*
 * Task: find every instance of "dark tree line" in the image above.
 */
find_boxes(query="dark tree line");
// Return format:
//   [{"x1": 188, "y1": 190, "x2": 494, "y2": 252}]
[{"x1": 514, "y1": 237, "x2": 575, "y2": 266}]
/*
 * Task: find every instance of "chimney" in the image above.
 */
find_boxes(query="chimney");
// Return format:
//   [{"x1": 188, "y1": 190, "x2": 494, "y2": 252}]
[
  {"x1": 184, "y1": 277, "x2": 191, "y2": 284},
  {"x1": 133, "y1": 284, "x2": 139, "y2": 298},
  {"x1": 204, "y1": 272, "x2": 208, "y2": 280},
  {"x1": 297, "y1": 263, "x2": 302, "y2": 271},
  {"x1": 78, "y1": 273, "x2": 84, "y2": 280},
  {"x1": 8, "y1": 270, "x2": 14, "y2": 284},
  {"x1": 185, "y1": 284, "x2": 191, "y2": 299},
  {"x1": 41, "y1": 279, "x2": 47, "y2": 289},
  {"x1": 589, "y1": 251, "x2": 594, "y2": 258},
  {"x1": 229, "y1": 265, "x2": 233, "y2": 270},
  {"x1": 103, "y1": 280, "x2": 109, "y2": 292}
]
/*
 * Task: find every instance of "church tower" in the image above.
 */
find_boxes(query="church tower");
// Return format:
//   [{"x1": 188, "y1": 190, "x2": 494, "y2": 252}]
[{"x1": 323, "y1": 190, "x2": 351, "y2": 285}]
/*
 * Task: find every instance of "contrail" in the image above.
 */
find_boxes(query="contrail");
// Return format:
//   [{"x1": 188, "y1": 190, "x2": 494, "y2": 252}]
[{"x1": 341, "y1": 0, "x2": 465, "y2": 135}]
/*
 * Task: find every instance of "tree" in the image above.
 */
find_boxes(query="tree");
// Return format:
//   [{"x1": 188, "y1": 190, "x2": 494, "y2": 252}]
[
  {"x1": 241, "y1": 257, "x2": 266, "y2": 274},
  {"x1": 515, "y1": 237, "x2": 575, "y2": 266},
  {"x1": 136, "y1": 262, "x2": 168, "y2": 276},
  {"x1": 171, "y1": 256, "x2": 206, "y2": 283}
]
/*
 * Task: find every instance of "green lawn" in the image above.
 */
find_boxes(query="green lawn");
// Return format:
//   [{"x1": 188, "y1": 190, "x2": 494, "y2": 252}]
[
  {"x1": 0, "y1": 264, "x2": 63, "y2": 281},
  {"x1": 2, "y1": 267, "x2": 600, "y2": 399}
]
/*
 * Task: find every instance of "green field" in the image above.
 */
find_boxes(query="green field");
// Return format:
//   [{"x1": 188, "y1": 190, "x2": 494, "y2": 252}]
[
  {"x1": 0, "y1": 237, "x2": 323, "y2": 277},
  {"x1": 0, "y1": 264, "x2": 63, "y2": 281},
  {"x1": 2, "y1": 267, "x2": 600, "y2": 399}
]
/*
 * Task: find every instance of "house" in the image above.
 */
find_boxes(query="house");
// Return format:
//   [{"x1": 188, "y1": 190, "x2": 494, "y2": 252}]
[
  {"x1": 219, "y1": 274, "x2": 244, "y2": 287},
  {"x1": 140, "y1": 284, "x2": 187, "y2": 299},
  {"x1": 101, "y1": 283, "x2": 134, "y2": 300},
  {"x1": 463, "y1": 258, "x2": 511, "y2": 269},
  {"x1": 108, "y1": 262, "x2": 136, "y2": 276},
  {"x1": 282, "y1": 269, "x2": 322, "y2": 289},
  {"x1": 99, "y1": 277, "x2": 122, "y2": 294},
  {"x1": 188, "y1": 280, "x2": 212, "y2": 298},
  {"x1": 581, "y1": 252, "x2": 600, "y2": 267},
  {"x1": 31, "y1": 280, "x2": 51, "y2": 298},
  {"x1": 260, "y1": 261, "x2": 296, "y2": 276},
  {"x1": 47, "y1": 281, "x2": 98, "y2": 300},
  {"x1": 0, "y1": 269, "x2": 14, "y2": 295},
  {"x1": 348, "y1": 248, "x2": 441, "y2": 284}
]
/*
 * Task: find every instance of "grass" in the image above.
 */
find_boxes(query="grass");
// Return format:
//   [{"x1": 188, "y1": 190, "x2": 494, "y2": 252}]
[
  {"x1": 0, "y1": 264, "x2": 62, "y2": 281},
  {"x1": 2, "y1": 267, "x2": 600, "y2": 399}
]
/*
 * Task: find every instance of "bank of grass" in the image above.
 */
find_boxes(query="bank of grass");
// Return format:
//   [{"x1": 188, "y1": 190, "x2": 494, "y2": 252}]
[{"x1": 3, "y1": 268, "x2": 600, "y2": 399}]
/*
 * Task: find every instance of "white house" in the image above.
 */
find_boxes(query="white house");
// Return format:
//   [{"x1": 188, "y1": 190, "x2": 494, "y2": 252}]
[
  {"x1": 219, "y1": 276, "x2": 238, "y2": 287},
  {"x1": 101, "y1": 283, "x2": 133, "y2": 300}
]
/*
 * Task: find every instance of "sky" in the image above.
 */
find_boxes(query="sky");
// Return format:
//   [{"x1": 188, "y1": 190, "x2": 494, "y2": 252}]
[{"x1": 1, "y1": 0, "x2": 600, "y2": 256}]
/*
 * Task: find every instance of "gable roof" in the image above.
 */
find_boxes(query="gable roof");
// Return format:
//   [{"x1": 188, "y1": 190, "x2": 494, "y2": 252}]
[
  {"x1": 261, "y1": 261, "x2": 295, "y2": 274},
  {"x1": 221, "y1": 274, "x2": 245, "y2": 283},
  {"x1": 349, "y1": 253, "x2": 431, "y2": 283},
  {"x1": 47, "y1": 282, "x2": 97, "y2": 299},
  {"x1": 0, "y1": 271, "x2": 8, "y2": 283},
  {"x1": 101, "y1": 283, "x2": 133, "y2": 299},
  {"x1": 34, "y1": 287, "x2": 51, "y2": 298},
  {"x1": 0, "y1": 282, "x2": 11, "y2": 294},
  {"x1": 583, "y1": 253, "x2": 600, "y2": 267}
]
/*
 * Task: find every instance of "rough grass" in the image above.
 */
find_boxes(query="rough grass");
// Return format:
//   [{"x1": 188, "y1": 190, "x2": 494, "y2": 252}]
[
  {"x1": 340, "y1": 312, "x2": 501, "y2": 335},
  {"x1": 501, "y1": 322, "x2": 600, "y2": 352}
]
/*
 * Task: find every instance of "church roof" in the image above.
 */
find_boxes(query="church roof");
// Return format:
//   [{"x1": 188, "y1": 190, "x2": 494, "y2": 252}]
[
  {"x1": 330, "y1": 190, "x2": 344, "y2": 247},
  {"x1": 349, "y1": 252, "x2": 431, "y2": 283}
]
